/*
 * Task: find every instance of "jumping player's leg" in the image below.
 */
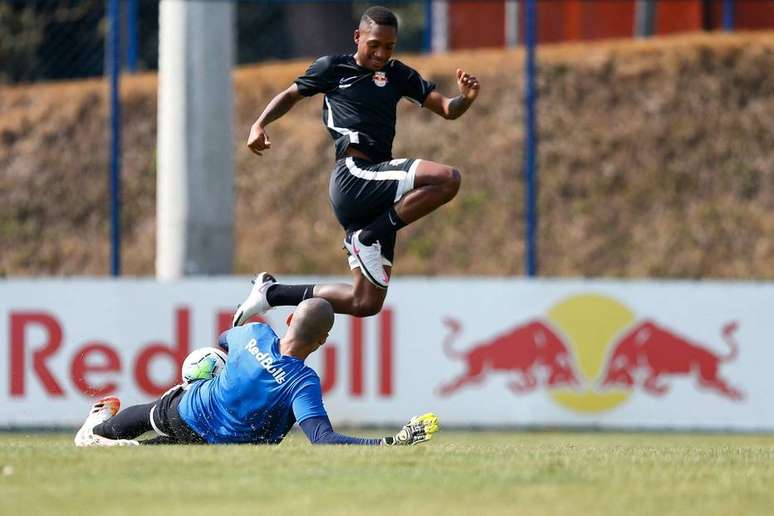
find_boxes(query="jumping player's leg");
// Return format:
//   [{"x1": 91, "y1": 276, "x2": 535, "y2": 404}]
[
  {"x1": 233, "y1": 158, "x2": 460, "y2": 322},
  {"x1": 312, "y1": 265, "x2": 391, "y2": 317},
  {"x1": 360, "y1": 160, "x2": 461, "y2": 243},
  {"x1": 308, "y1": 161, "x2": 460, "y2": 310},
  {"x1": 233, "y1": 265, "x2": 390, "y2": 321},
  {"x1": 348, "y1": 160, "x2": 460, "y2": 288},
  {"x1": 395, "y1": 160, "x2": 461, "y2": 222},
  {"x1": 312, "y1": 230, "x2": 395, "y2": 316}
]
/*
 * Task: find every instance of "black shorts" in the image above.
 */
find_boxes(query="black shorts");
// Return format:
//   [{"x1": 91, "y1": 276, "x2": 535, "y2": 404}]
[
  {"x1": 329, "y1": 156, "x2": 421, "y2": 264},
  {"x1": 149, "y1": 385, "x2": 206, "y2": 444}
]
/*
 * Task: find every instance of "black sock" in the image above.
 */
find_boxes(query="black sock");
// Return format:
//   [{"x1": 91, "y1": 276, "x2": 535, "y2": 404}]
[
  {"x1": 93, "y1": 402, "x2": 154, "y2": 440},
  {"x1": 266, "y1": 284, "x2": 316, "y2": 307},
  {"x1": 359, "y1": 207, "x2": 406, "y2": 245}
]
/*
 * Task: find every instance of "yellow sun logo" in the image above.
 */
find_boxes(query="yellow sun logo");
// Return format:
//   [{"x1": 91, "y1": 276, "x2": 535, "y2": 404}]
[{"x1": 547, "y1": 294, "x2": 634, "y2": 413}]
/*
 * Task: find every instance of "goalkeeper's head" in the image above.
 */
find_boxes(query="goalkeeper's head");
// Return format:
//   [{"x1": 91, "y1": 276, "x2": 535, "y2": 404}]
[{"x1": 283, "y1": 298, "x2": 335, "y2": 358}]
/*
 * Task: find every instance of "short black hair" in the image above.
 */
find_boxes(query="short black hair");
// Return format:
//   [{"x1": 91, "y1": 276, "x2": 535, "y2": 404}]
[{"x1": 361, "y1": 6, "x2": 398, "y2": 31}]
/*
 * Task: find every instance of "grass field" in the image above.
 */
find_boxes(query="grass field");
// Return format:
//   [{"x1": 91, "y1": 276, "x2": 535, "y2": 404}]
[{"x1": 2, "y1": 432, "x2": 773, "y2": 515}]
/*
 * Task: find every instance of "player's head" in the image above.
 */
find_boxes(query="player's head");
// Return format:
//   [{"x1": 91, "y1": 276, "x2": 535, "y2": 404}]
[
  {"x1": 354, "y1": 6, "x2": 398, "y2": 71},
  {"x1": 286, "y1": 298, "x2": 335, "y2": 353}
]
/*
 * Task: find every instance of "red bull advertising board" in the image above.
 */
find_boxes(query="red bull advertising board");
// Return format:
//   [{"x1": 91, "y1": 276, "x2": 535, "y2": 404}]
[{"x1": 1, "y1": 278, "x2": 772, "y2": 430}]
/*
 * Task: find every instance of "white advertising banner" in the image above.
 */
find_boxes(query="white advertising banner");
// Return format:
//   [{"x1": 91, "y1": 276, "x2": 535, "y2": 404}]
[{"x1": 1, "y1": 278, "x2": 772, "y2": 430}]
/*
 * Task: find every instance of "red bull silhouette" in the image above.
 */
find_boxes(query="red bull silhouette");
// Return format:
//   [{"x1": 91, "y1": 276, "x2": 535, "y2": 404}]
[
  {"x1": 437, "y1": 318, "x2": 580, "y2": 396},
  {"x1": 600, "y1": 320, "x2": 743, "y2": 400}
]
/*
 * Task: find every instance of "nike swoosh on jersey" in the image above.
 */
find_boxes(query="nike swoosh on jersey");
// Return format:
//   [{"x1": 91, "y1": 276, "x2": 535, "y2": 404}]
[{"x1": 338, "y1": 76, "x2": 360, "y2": 89}]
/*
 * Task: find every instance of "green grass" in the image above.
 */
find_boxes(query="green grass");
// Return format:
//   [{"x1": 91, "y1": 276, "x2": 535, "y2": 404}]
[{"x1": 2, "y1": 432, "x2": 774, "y2": 516}]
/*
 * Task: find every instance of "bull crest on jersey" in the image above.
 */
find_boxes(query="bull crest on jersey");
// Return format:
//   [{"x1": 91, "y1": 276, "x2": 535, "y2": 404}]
[{"x1": 373, "y1": 71, "x2": 388, "y2": 87}]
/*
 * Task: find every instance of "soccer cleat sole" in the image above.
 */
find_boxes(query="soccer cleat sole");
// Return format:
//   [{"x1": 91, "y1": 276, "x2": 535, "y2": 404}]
[
  {"x1": 347, "y1": 232, "x2": 388, "y2": 290},
  {"x1": 74, "y1": 396, "x2": 121, "y2": 447},
  {"x1": 352, "y1": 252, "x2": 388, "y2": 289},
  {"x1": 232, "y1": 272, "x2": 276, "y2": 327}
]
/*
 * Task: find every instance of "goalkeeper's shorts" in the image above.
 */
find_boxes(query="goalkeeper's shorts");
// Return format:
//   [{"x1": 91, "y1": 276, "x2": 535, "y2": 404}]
[{"x1": 149, "y1": 385, "x2": 206, "y2": 444}]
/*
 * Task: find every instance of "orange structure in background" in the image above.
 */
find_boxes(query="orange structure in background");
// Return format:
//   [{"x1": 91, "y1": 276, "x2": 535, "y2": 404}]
[
  {"x1": 656, "y1": 0, "x2": 704, "y2": 35},
  {"x1": 531, "y1": 0, "x2": 635, "y2": 43},
  {"x1": 449, "y1": 1, "x2": 506, "y2": 49},
  {"x1": 727, "y1": 0, "x2": 774, "y2": 29},
  {"x1": 447, "y1": 0, "x2": 774, "y2": 49}
]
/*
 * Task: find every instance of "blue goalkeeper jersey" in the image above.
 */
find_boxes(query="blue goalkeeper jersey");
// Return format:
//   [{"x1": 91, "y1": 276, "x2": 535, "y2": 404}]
[{"x1": 177, "y1": 323, "x2": 328, "y2": 444}]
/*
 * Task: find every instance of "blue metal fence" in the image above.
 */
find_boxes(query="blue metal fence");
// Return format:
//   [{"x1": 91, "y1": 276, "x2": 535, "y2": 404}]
[
  {"x1": 523, "y1": 0, "x2": 538, "y2": 277},
  {"x1": 723, "y1": 0, "x2": 735, "y2": 32},
  {"x1": 0, "y1": 0, "x2": 105, "y2": 83},
  {"x1": 0, "y1": 0, "x2": 435, "y2": 84},
  {"x1": 108, "y1": 0, "x2": 121, "y2": 276},
  {"x1": 0, "y1": 0, "x2": 744, "y2": 277}
]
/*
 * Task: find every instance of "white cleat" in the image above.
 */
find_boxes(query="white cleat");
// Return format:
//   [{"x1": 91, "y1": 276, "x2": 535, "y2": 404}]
[
  {"x1": 345, "y1": 230, "x2": 389, "y2": 289},
  {"x1": 74, "y1": 396, "x2": 139, "y2": 448},
  {"x1": 232, "y1": 272, "x2": 277, "y2": 327},
  {"x1": 91, "y1": 435, "x2": 140, "y2": 447}
]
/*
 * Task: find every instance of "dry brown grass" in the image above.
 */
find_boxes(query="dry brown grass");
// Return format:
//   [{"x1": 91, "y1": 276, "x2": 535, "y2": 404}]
[{"x1": 2, "y1": 32, "x2": 774, "y2": 277}]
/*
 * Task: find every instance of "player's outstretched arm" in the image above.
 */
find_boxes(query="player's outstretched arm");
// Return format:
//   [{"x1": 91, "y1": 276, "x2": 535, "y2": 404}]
[
  {"x1": 423, "y1": 69, "x2": 480, "y2": 120},
  {"x1": 293, "y1": 379, "x2": 439, "y2": 446},
  {"x1": 382, "y1": 413, "x2": 440, "y2": 446},
  {"x1": 247, "y1": 83, "x2": 304, "y2": 156},
  {"x1": 298, "y1": 413, "x2": 440, "y2": 446},
  {"x1": 299, "y1": 416, "x2": 383, "y2": 445}
]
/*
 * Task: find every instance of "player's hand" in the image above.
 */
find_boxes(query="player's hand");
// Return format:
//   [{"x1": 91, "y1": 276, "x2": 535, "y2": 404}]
[
  {"x1": 456, "y1": 69, "x2": 480, "y2": 102},
  {"x1": 382, "y1": 413, "x2": 439, "y2": 446},
  {"x1": 247, "y1": 123, "x2": 271, "y2": 156}
]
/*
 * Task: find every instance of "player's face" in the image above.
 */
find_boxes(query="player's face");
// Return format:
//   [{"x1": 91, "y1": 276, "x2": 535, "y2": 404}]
[{"x1": 354, "y1": 24, "x2": 397, "y2": 71}]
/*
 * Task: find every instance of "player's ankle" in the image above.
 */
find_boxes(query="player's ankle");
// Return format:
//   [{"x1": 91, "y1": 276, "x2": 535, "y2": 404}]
[
  {"x1": 265, "y1": 284, "x2": 315, "y2": 307},
  {"x1": 360, "y1": 207, "x2": 405, "y2": 246},
  {"x1": 358, "y1": 229, "x2": 380, "y2": 246}
]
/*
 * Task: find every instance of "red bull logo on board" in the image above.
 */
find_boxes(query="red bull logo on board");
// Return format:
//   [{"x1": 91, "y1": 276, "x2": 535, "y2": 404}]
[{"x1": 438, "y1": 294, "x2": 744, "y2": 413}]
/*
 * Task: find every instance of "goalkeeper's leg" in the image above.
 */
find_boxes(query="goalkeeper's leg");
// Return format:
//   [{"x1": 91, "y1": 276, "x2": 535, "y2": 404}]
[
  {"x1": 74, "y1": 396, "x2": 139, "y2": 447},
  {"x1": 93, "y1": 402, "x2": 155, "y2": 440},
  {"x1": 93, "y1": 386, "x2": 204, "y2": 444}
]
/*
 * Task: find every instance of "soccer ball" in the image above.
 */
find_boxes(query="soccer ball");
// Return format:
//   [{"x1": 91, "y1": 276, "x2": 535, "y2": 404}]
[{"x1": 181, "y1": 347, "x2": 227, "y2": 384}]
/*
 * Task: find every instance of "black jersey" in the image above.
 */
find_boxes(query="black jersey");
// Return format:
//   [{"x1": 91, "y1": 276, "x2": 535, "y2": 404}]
[{"x1": 294, "y1": 54, "x2": 436, "y2": 163}]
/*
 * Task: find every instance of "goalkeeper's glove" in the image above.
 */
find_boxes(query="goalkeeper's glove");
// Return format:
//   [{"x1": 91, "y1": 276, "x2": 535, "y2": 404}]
[{"x1": 382, "y1": 413, "x2": 440, "y2": 446}]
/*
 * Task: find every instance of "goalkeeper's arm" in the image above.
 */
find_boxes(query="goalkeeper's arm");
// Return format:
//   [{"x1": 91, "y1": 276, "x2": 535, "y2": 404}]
[
  {"x1": 299, "y1": 413, "x2": 440, "y2": 446},
  {"x1": 299, "y1": 416, "x2": 382, "y2": 445}
]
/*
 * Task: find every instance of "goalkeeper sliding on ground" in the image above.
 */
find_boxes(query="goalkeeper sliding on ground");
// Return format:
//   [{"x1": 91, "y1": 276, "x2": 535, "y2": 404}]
[{"x1": 75, "y1": 297, "x2": 439, "y2": 447}]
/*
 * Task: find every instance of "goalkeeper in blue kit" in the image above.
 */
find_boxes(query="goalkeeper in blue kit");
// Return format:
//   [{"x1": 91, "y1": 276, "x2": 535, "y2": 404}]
[{"x1": 75, "y1": 298, "x2": 439, "y2": 447}]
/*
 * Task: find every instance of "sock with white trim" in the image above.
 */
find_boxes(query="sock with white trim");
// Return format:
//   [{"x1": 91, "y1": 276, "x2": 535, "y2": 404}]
[{"x1": 359, "y1": 207, "x2": 406, "y2": 246}]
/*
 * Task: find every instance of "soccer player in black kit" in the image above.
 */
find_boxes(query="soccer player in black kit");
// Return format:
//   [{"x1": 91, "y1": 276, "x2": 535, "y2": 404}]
[{"x1": 233, "y1": 6, "x2": 480, "y2": 325}]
